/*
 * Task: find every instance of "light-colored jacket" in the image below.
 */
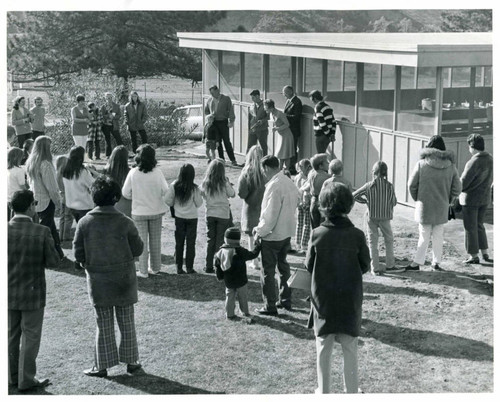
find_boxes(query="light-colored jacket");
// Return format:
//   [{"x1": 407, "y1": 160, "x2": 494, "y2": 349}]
[
  {"x1": 408, "y1": 148, "x2": 462, "y2": 225},
  {"x1": 255, "y1": 170, "x2": 300, "y2": 241},
  {"x1": 122, "y1": 167, "x2": 169, "y2": 216},
  {"x1": 11, "y1": 107, "x2": 32, "y2": 136},
  {"x1": 165, "y1": 181, "x2": 203, "y2": 219},
  {"x1": 28, "y1": 160, "x2": 62, "y2": 213}
]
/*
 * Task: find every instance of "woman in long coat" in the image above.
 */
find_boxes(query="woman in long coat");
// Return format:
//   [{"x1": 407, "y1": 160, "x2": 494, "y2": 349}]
[
  {"x1": 263, "y1": 99, "x2": 294, "y2": 170},
  {"x1": 74, "y1": 175, "x2": 144, "y2": 377},
  {"x1": 405, "y1": 135, "x2": 462, "y2": 271},
  {"x1": 237, "y1": 145, "x2": 266, "y2": 269}
]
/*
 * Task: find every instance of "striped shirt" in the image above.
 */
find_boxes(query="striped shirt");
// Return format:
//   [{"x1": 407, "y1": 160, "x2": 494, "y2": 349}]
[
  {"x1": 353, "y1": 177, "x2": 397, "y2": 220},
  {"x1": 312, "y1": 101, "x2": 336, "y2": 137}
]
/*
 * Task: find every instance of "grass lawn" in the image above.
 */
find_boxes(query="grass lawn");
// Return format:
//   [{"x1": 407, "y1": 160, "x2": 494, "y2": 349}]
[{"x1": 7, "y1": 143, "x2": 494, "y2": 395}]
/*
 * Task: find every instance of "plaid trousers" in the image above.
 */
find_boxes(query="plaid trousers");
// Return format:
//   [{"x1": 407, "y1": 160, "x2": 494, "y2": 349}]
[
  {"x1": 295, "y1": 205, "x2": 311, "y2": 250},
  {"x1": 133, "y1": 214, "x2": 164, "y2": 275},
  {"x1": 94, "y1": 304, "x2": 139, "y2": 370}
]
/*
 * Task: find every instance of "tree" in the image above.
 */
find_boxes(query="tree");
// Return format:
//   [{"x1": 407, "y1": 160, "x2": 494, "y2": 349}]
[
  {"x1": 369, "y1": 16, "x2": 393, "y2": 32},
  {"x1": 7, "y1": 11, "x2": 226, "y2": 87},
  {"x1": 397, "y1": 18, "x2": 413, "y2": 33},
  {"x1": 332, "y1": 18, "x2": 355, "y2": 33},
  {"x1": 440, "y1": 10, "x2": 492, "y2": 32}
]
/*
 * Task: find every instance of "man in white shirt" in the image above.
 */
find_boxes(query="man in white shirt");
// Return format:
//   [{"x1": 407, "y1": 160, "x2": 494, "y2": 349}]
[{"x1": 253, "y1": 156, "x2": 300, "y2": 314}]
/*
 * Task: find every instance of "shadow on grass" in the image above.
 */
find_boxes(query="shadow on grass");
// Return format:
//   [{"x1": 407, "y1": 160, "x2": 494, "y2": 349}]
[
  {"x1": 8, "y1": 385, "x2": 54, "y2": 396},
  {"x1": 251, "y1": 314, "x2": 315, "y2": 340},
  {"x1": 105, "y1": 373, "x2": 224, "y2": 394},
  {"x1": 362, "y1": 318, "x2": 493, "y2": 361},
  {"x1": 392, "y1": 270, "x2": 493, "y2": 296},
  {"x1": 364, "y1": 281, "x2": 441, "y2": 299}
]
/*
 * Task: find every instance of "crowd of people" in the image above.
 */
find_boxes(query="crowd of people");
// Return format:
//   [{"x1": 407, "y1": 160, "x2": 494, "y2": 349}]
[{"x1": 7, "y1": 85, "x2": 494, "y2": 394}]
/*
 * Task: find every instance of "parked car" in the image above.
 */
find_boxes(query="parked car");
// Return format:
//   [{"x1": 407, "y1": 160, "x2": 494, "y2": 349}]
[{"x1": 173, "y1": 104, "x2": 203, "y2": 140}]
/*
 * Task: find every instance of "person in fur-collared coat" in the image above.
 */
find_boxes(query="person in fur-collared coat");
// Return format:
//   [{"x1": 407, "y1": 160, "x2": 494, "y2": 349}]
[{"x1": 405, "y1": 135, "x2": 462, "y2": 271}]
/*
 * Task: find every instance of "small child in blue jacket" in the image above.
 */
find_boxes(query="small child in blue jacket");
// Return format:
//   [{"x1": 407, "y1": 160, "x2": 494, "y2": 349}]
[{"x1": 215, "y1": 227, "x2": 261, "y2": 320}]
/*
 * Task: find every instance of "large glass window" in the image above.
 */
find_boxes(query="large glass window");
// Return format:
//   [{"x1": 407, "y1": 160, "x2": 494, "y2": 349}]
[
  {"x1": 243, "y1": 53, "x2": 262, "y2": 103},
  {"x1": 359, "y1": 63, "x2": 394, "y2": 129},
  {"x1": 304, "y1": 58, "x2": 323, "y2": 92},
  {"x1": 398, "y1": 66, "x2": 436, "y2": 136},
  {"x1": 203, "y1": 49, "x2": 218, "y2": 93},
  {"x1": 325, "y1": 61, "x2": 355, "y2": 122},
  {"x1": 220, "y1": 51, "x2": 240, "y2": 100},
  {"x1": 268, "y1": 55, "x2": 292, "y2": 108},
  {"x1": 381, "y1": 65, "x2": 395, "y2": 90}
]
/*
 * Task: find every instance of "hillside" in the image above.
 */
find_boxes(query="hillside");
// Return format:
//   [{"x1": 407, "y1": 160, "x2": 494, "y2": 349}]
[{"x1": 209, "y1": 9, "x2": 451, "y2": 33}]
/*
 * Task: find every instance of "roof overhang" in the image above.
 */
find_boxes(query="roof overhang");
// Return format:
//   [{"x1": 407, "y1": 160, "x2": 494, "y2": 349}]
[{"x1": 177, "y1": 32, "x2": 492, "y2": 68}]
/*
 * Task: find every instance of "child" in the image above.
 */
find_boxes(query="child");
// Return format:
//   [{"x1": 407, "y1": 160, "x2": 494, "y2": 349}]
[
  {"x1": 203, "y1": 114, "x2": 219, "y2": 163},
  {"x1": 165, "y1": 163, "x2": 203, "y2": 274},
  {"x1": 215, "y1": 227, "x2": 261, "y2": 321},
  {"x1": 294, "y1": 158, "x2": 312, "y2": 253},
  {"x1": 7, "y1": 147, "x2": 27, "y2": 220},
  {"x1": 302, "y1": 153, "x2": 330, "y2": 229},
  {"x1": 21, "y1": 138, "x2": 34, "y2": 165},
  {"x1": 306, "y1": 182, "x2": 370, "y2": 394},
  {"x1": 322, "y1": 159, "x2": 352, "y2": 193},
  {"x1": 55, "y1": 155, "x2": 74, "y2": 242},
  {"x1": 353, "y1": 161, "x2": 403, "y2": 275},
  {"x1": 87, "y1": 102, "x2": 103, "y2": 160},
  {"x1": 201, "y1": 159, "x2": 235, "y2": 273}
]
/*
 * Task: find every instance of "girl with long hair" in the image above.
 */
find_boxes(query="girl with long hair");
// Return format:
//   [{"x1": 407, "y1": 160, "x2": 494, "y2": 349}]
[
  {"x1": 55, "y1": 155, "x2": 74, "y2": 241},
  {"x1": 11, "y1": 96, "x2": 33, "y2": 148},
  {"x1": 165, "y1": 163, "x2": 203, "y2": 274},
  {"x1": 201, "y1": 159, "x2": 235, "y2": 273},
  {"x1": 122, "y1": 144, "x2": 169, "y2": 278},
  {"x1": 237, "y1": 145, "x2": 265, "y2": 269},
  {"x1": 104, "y1": 145, "x2": 131, "y2": 217},
  {"x1": 7, "y1": 147, "x2": 27, "y2": 220},
  {"x1": 26, "y1": 135, "x2": 64, "y2": 259}
]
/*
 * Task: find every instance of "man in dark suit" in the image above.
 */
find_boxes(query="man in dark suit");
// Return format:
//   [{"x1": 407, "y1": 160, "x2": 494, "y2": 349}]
[
  {"x1": 247, "y1": 89, "x2": 268, "y2": 155},
  {"x1": 282, "y1": 85, "x2": 303, "y2": 175},
  {"x1": 8, "y1": 190, "x2": 59, "y2": 392}
]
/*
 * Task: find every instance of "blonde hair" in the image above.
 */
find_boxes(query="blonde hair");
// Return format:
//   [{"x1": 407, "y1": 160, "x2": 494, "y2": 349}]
[
  {"x1": 241, "y1": 145, "x2": 264, "y2": 192},
  {"x1": 26, "y1": 136, "x2": 53, "y2": 179},
  {"x1": 202, "y1": 159, "x2": 227, "y2": 196}
]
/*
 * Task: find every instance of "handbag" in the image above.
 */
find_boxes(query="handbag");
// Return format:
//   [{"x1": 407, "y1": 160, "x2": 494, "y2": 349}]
[
  {"x1": 448, "y1": 205, "x2": 456, "y2": 220},
  {"x1": 287, "y1": 267, "x2": 311, "y2": 290}
]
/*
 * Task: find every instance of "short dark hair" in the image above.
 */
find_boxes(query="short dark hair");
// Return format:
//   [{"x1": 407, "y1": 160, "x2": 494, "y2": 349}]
[
  {"x1": 308, "y1": 90, "x2": 323, "y2": 102},
  {"x1": 91, "y1": 175, "x2": 122, "y2": 206},
  {"x1": 311, "y1": 153, "x2": 328, "y2": 171},
  {"x1": 260, "y1": 155, "x2": 280, "y2": 170},
  {"x1": 319, "y1": 182, "x2": 354, "y2": 219},
  {"x1": 372, "y1": 161, "x2": 388, "y2": 178},
  {"x1": 426, "y1": 135, "x2": 446, "y2": 151},
  {"x1": 135, "y1": 144, "x2": 157, "y2": 173},
  {"x1": 250, "y1": 89, "x2": 260, "y2": 96},
  {"x1": 467, "y1": 133, "x2": 485, "y2": 151},
  {"x1": 11, "y1": 190, "x2": 34, "y2": 213},
  {"x1": 76, "y1": 94, "x2": 85, "y2": 103},
  {"x1": 209, "y1": 85, "x2": 219, "y2": 92},
  {"x1": 263, "y1": 99, "x2": 275, "y2": 109}
]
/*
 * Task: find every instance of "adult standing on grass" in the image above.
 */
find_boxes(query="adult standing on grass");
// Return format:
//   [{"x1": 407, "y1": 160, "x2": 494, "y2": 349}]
[
  {"x1": 237, "y1": 145, "x2": 266, "y2": 270},
  {"x1": 204, "y1": 85, "x2": 239, "y2": 166},
  {"x1": 459, "y1": 133, "x2": 494, "y2": 264},
  {"x1": 100, "y1": 92, "x2": 123, "y2": 159},
  {"x1": 124, "y1": 91, "x2": 148, "y2": 155},
  {"x1": 283, "y1": 85, "x2": 303, "y2": 175},
  {"x1": 309, "y1": 90, "x2": 336, "y2": 155},
  {"x1": 11, "y1": 96, "x2": 33, "y2": 149},
  {"x1": 73, "y1": 176, "x2": 144, "y2": 378},
  {"x1": 253, "y1": 155, "x2": 300, "y2": 314},
  {"x1": 122, "y1": 144, "x2": 169, "y2": 278},
  {"x1": 71, "y1": 94, "x2": 91, "y2": 151},
  {"x1": 30, "y1": 96, "x2": 46, "y2": 140},
  {"x1": 306, "y1": 182, "x2": 370, "y2": 394},
  {"x1": 247, "y1": 89, "x2": 269, "y2": 156},
  {"x1": 26, "y1": 136, "x2": 64, "y2": 260},
  {"x1": 8, "y1": 189, "x2": 59, "y2": 392},
  {"x1": 405, "y1": 135, "x2": 462, "y2": 271}
]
